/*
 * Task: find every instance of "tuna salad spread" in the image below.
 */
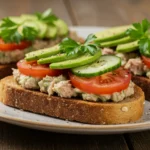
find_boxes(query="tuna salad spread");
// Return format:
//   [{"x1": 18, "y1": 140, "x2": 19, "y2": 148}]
[
  {"x1": 102, "y1": 48, "x2": 150, "y2": 78},
  {"x1": 13, "y1": 69, "x2": 135, "y2": 102},
  {"x1": 0, "y1": 47, "x2": 33, "y2": 64}
]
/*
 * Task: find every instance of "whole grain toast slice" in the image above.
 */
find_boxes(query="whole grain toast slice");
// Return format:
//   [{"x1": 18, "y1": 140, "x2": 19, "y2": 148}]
[
  {"x1": 132, "y1": 75, "x2": 150, "y2": 101},
  {"x1": 0, "y1": 76, "x2": 145, "y2": 124}
]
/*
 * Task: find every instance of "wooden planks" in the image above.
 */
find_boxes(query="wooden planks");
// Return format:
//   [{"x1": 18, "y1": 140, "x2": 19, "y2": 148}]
[
  {"x1": 125, "y1": 131, "x2": 150, "y2": 150},
  {"x1": 67, "y1": 0, "x2": 150, "y2": 26},
  {"x1": 0, "y1": 0, "x2": 72, "y2": 25},
  {"x1": 0, "y1": 122, "x2": 129, "y2": 150}
]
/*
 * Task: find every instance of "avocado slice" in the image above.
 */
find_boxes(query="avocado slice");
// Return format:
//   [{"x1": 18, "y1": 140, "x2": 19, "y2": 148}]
[
  {"x1": 18, "y1": 20, "x2": 39, "y2": 35},
  {"x1": 100, "y1": 36, "x2": 134, "y2": 47},
  {"x1": 95, "y1": 25, "x2": 132, "y2": 42},
  {"x1": 46, "y1": 25, "x2": 58, "y2": 39},
  {"x1": 38, "y1": 53, "x2": 79, "y2": 64},
  {"x1": 34, "y1": 20, "x2": 47, "y2": 38},
  {"x1": 116, "y1": 40, "x2": 139, "y2": 53},
  {"x1": 25, "y1": 45, "x2": 61, "y2": 61},
  {"x1": 50, "y1": 51, "x2": 101, "y2": 69},
  {"x1": 20, "y1": 14, "x2": 37, "y2": 21},
  {"x1": 9, "y1": 16, "x2": 24, "y2": 24},
  {"x1": 54, "y1": 19, "x2": 69, "y2": 36}
]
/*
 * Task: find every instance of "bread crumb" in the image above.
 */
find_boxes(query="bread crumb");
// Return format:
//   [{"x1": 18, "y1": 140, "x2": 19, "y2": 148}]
[{"x1": 121, "y1": 106, "x2": 128, "y2": 112}]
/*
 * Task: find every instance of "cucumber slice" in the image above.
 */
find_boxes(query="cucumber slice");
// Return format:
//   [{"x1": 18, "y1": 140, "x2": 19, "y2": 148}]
[
  {"x1": 71, "y1": 55, "x2": 121, "y2": 77},
  {"x1": 25, "y1": 45, "x2": 60, "y2": 61},
  {"x1": 50, "y1": 51, "x2": 101, "y2": 69},
  {"x1": 38, "y1": 53, "x2": 79, "y2": 64}
]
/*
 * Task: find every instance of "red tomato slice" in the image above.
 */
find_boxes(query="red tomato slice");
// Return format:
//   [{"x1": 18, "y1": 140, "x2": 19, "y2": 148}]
[
  {"x1": 17, "y1": 60, "x2": 63, "y2": 78},
  {"x1": 0, "y1": 39, "x2": 31, "y2": 51},
  {"x1": 69, "y1": 67, "x2": 131, "y2": 94},
  {"x1": 142, "y1": 55, "x2": 150, "y2": 68}
]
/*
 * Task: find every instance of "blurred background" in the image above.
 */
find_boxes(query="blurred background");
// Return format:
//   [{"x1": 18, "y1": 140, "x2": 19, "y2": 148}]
[{"x1": 0, "y1": 0, "x2": 149, "y2": 26}]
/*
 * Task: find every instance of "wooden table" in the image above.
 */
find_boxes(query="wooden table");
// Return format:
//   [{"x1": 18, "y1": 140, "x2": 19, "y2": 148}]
[{"x1": 0, "y1": 0, "x2": 150, "y2": 149}]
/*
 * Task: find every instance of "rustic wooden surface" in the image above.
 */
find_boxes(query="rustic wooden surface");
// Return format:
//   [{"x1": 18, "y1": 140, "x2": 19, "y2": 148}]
[{"x1": 0, "y1": 0, "x2": 149, "y2": 149}]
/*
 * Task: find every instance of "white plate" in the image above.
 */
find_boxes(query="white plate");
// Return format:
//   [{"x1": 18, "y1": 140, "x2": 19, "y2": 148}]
[{"x1": 0, "y1": 26, "x2": 150, "y2": 134}]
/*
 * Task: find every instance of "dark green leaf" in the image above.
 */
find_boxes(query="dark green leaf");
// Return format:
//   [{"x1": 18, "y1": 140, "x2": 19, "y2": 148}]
[
  {"x1": 1, "y1": 17, "x2": 17, "y2": 28},
  {"x1": 139, "y1": 38, "x2": 150, "y2": 57},
  {"x1": 85, "y1": 34, "x2": 97, "y2": 44},
  {"x1": 0, "y1": 17, "x2": 38, "y2": 43},
  {"x1": 126, "y1": 19, "x2": 150, "y2": 40},
  {"x1": 22, "y1": 26, "x2": 38, "y2": 41},
  {"x1": 35, "y1": 8, "x2": 58, "y2": 25},
  {"x1": 59, "y1": 34, "x2": 101, "y2": 57}
]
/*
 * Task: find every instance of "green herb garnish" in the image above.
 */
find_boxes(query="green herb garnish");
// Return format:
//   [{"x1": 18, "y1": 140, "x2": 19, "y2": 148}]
[
  {"x1": 35, "y1": 8, "x2": 58, "y2": 25},
  {"x1": 0, "y1": 17, "x2": 38, "y2": 43},
  {"x1": 126, "y1": 19, "x2": 150, "y2": 56},
  {"x1": 59, "y1": 34, "x2": 100, "y2": 56}
]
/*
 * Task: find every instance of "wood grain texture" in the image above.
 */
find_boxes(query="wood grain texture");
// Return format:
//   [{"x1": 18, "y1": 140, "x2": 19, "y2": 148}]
[
  {"x1": 0, "y1": 0, "x2": 72, "y2": 25},
  {"x1": 125, "y1": 131, "x2": 150, "y2": 150},
  {"x1": 67, "y1": 0, "x2": 150, "y2": 26},
  {"x1": 0, "y1": 122, "x2": 129, "y2": 150}
]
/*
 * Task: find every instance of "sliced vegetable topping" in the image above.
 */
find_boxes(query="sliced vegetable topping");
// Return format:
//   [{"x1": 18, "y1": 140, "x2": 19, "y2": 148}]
[
  {"x1": 71, "y1": 55, "x2": 121, "y2": 77},
  {"x1": 142, "y1": 55, "x2": 150, "y2": 68},
  {"x1": 126, "y1": 19, "x2": 150, "y2": 57},
  {"x1": 0, "y1": 9, "x2": 69, "y2": 44},
  {"x1": 0, "y1": 18, "x2": 38, "y2": 43},
  {"x1": 69, "y1": 67, "x2": 131, "y2": 94},
  {"x1": 0, "y1": 39, "x2": 31, "y2": 51},
  {"x1": 50, "y1": 51, "x2": 101, "y2": 69},
  {"x1": 59, "y1": 34, "x2": 100, "y2": 56},
  {"x1": 17, "y1": 60, "x2": 62, "y2": 78},
  {"x1": 35, "y1": 8, "x2": 58, "y2": 25},
  {"x1": 38, "y1": 53, "x2": 79, "y2": 64},
  {"x1": 25, "y1": 45, "x2": 60, "y2": 61}
]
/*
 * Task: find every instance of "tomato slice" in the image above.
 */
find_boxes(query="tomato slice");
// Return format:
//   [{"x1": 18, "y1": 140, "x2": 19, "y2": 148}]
[
  {"x1": 69, "y1": 67, "x2": 131, "y2": 94},
  {"x1": 142, "y1": 55, "x2": 150, "y2": 68},
  {"x1": 17, "y1": 60, "x2": 63, "y2": 78},
  {"x1": 0, "y1": 39, "x2": 31, "y2": 51}
]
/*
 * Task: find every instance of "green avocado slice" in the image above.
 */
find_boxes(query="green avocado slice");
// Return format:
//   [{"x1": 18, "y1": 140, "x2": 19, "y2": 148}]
[
  {"x1": 116, "y1": 40, "x2": 139, "y2": 53},
  {"x1": 100, "y1": 36, "x2": 134, "y2": 47},
  {"x1": 95, "y1": 25, "x2": 131, "y2": 42},
  {"x1": 25, "y1": 45, "x2": 61, "y2": 61},
  {"x1": 50, "y1": 51, "x2": 101, "y2": 69}
]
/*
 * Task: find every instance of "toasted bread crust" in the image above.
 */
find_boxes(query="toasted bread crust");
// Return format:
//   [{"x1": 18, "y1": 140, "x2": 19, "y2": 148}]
[
  {"x1": 0, "y1": 76, "x2": 145, "y2": 124},
  {"x1": 132, "y1": 75, "x2": 150, "y2": 101},
  {"x1": 0, "y1": 64, "x2": 16, "y2": 79}
]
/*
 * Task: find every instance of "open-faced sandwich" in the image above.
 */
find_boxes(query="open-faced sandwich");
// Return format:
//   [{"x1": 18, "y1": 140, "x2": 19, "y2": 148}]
[
  {"x1": 0, "y1": 9, "x2": 82, "y2": 79},
  {"x1": 95, "y1": 19, "x2": 150, "y2": 101},
  {"x1": 0, "y1": 34, "x2": 144, "y2": 124}
]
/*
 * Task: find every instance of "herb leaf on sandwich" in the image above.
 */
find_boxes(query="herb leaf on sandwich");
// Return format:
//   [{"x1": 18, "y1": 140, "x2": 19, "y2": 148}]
[
  {"x1": 59, "y1": 34, "x2": 100, "y2": 56},
  {"x1": 0, "y1": 17, "x2": 38, "y2": 43},
  {"x1": 126, "y1": 19, "x2": 150, "y2": 57},
  {"x1": 35, "y1": 8, "x2": 58, "y2": 25}
]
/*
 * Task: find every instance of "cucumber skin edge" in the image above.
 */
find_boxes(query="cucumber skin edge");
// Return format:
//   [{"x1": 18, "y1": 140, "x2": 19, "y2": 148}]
[{"x1": 71, "y1": 62, "x2": 121, "y2": 78}]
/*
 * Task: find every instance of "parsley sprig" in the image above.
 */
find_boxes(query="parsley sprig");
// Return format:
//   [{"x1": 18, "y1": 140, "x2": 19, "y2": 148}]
[
  {"x1": 35, "y1": 8, "x2": 58, "y2": 25},
  {"x1": 126, "y1": 19, "x2": 150, "y2": 57},
  {"x1": 59, "y1": 34, "x2": 100, "y2": 56},
  {"x1": 0, "y1": 17, "x2": 38, "y2": 43}
]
